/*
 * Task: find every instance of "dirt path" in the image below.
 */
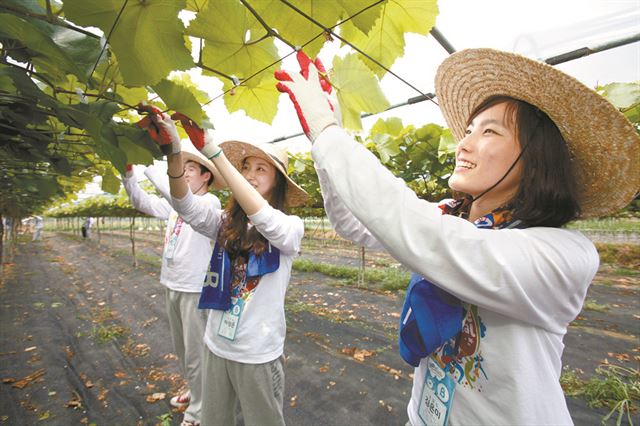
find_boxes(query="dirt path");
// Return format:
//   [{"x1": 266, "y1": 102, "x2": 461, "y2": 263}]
[{"x1": 1, "y1": 232, "x2": 637, "y2": 425}]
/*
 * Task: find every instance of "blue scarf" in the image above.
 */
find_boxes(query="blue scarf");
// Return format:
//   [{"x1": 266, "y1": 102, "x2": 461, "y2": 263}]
[
  {"x1": 198, "y1": 241, "x2": 280, "y2": 310},
  {"x1": 398, "y1": 202, "x2": 526, "y2": 367}
]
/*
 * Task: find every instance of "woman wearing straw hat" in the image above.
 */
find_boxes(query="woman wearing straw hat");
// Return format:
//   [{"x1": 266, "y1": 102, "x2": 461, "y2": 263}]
[
  {"x1": 124, "y1": 109, "x2": 226, "y2": 426},
  {"x1": 139, "y1": 109, "x2": 308, "y2": 426},
  {"x1": 275, "y1": 49, "x2": 639, "y2": 424}
]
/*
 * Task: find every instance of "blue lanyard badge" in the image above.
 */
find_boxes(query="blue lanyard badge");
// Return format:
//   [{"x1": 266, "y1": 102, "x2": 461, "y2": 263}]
[
  {"x1": 418, "y1": 357, "x2": 456, "y2": 426},
  {"x1": 218, "y1": 297, "x2": 245, "y2": 340}
]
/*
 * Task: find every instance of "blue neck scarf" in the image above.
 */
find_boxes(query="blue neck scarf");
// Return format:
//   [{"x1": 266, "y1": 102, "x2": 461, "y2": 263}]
[
  {"x1": 398, "y1": 202, "x2": 526, "y2": 367},
  {"x1": 198, "y1": 241, "x2": 280, "y2": 310}
]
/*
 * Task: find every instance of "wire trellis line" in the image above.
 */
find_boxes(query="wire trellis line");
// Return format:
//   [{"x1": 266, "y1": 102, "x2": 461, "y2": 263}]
[{"x1": 264, "y1": 31, "x2": 640, "y2": 145}]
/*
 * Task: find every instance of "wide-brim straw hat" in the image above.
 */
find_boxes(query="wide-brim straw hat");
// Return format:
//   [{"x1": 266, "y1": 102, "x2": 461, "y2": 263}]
[
  {"x1": 435, "y1": 48, "x2": 640, "y2": 218},
  {"x1": 220, "y1": 140, "x2": 309, "y2": 207},
  {"x1": 180, "y1": 140, "x2": 227, "y2": 189}
]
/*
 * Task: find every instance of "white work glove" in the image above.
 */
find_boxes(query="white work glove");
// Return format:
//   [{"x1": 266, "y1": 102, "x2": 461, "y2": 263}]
[
  {"x1": 171, "y1": 113, "x2": 222, "y2": 159},
  {"x1": 275, "y1": 50, "x2": 341, "y2": 142}
]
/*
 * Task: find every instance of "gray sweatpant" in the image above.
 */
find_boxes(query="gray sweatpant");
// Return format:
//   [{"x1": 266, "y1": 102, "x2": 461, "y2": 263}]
[
  {"x1": 201, "y1": 349, "x2": 285, "y2": 426},
  {"x1": 165, "y1": 288, "x2": 208, "y2": 423}
]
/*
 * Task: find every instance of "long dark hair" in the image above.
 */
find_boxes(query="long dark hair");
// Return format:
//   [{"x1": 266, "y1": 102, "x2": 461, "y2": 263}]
[
  {"x1": 467, "y1": 96, "x2": 581, "y2": 227},
  {"x1": 218, "y1": 160, "x2": 287, "y2": 257}
]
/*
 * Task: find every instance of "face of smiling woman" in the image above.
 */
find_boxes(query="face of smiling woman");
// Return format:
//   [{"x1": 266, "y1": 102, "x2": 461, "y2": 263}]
[
  {"x1": 448, "y1": 102, "x2": 524, "y2": 212},
  {"x1": 241, "y1": 156, "x2": 278, "y2": 199}
]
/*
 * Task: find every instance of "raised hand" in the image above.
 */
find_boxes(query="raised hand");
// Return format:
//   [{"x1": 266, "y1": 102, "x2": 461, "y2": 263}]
[
  {"x1": 136, "y1": 104, "x2": 181, "y2": 155},
  {"x1": 171, "y1": 113, "x2": 222, "y2": 160},
  {"x1": 275, "y1": 50, "x2": 341, "y2": 142}
]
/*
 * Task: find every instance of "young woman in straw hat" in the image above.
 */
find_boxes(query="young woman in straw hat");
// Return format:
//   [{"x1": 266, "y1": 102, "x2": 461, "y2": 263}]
[
  {"x1": 129, "y1": 105, "x2": 227, "y2": 426},
  {"x1": 139, "y1": 108, "x2": 308, "y2": 426},
  {"x1": 275, "y1": 49, "x2": 639, "y2": 424}
]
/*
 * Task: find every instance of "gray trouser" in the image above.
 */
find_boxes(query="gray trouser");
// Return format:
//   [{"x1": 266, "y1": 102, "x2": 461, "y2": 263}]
[
  {"x1": 201, "y1": 349, "x2": 285, "y2": 426},
  {"x1": 165, "y1": 288, "x2": 208, "y2": 423}
]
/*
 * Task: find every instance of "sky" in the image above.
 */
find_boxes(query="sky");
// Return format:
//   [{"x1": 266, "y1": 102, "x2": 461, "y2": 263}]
[{"x1": 79, "y1": 0, "x2": 640, "y2": 198}]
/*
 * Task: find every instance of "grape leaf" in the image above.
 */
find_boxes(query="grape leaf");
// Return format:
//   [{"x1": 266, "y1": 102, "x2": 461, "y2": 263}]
[
  {"x1": 341, "y1": 0, "x2": 438, "y2": 78},
  {"x1": 598, "y1": 82, "x2": 640, "y2": 110},
  {"x1": 188, "y1": 0, "x2": 279, "y2": 81},
  {"x1": 152, "y1": 79, "x2": 211, "y2": 128},
  {"x1": 222, "y1": 73, "x2": 279, "y2": 124},
  {"x1": 63, "y1": 0, "x2": 194, "y2": 86},
  {"x1": 101, "y1": 167, "x2": 120, "y2": 194},
  {"x1": 251, "y1": 1, "x2": 344, "y2": 58},
  {"x1": 331, "y1": 53, "x2": 390, "y2": 130},
  {"x1": 0, "y1": 13, "x2": 82, "y2": 82}
]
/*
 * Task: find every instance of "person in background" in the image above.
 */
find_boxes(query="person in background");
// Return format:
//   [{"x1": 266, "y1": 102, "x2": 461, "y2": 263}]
[
  {"x1": 81, "y1": 217, "x2": 94, "y2": 239},
  {"x1": 123, "y1": 115, "x2": 226, "y2": 426},
  {"x1": 139, "y1": 108, "x2": 308, "y2": 426},
  {"x1": 275, "y1": 48, "x2": 639, "y2": 424},
  {"x1": 31, "y1": 216, "x2": 44, "y2": 241}
]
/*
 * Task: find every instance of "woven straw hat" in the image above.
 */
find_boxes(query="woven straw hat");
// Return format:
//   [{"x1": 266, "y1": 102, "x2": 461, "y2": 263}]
[
  {"x1": 435, "y1": 48, "x2": 640, "y2": 218},
  {"x1": 219, "y1": 140, "x2": 309, "y2": 207},
  {"x1": 180, "y1": 140, "x2": 227, "y2": 190}
]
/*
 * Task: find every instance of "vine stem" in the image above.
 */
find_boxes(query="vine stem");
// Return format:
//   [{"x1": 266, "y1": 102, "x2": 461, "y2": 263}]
[{"x1": 0, "y1": 3, "x2": 100, "y2": 39}]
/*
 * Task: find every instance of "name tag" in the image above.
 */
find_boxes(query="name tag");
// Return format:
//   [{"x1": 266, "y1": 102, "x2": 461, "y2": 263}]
[
  {"x1": 217, "y1": 297, "x2": 245, "y2": 341},
  {"x1": 164, "y1": 233, "x2": 178, "y2": 260},
  {"x1": 418, "y1": 357, "x2": 456, "y2": 426}
]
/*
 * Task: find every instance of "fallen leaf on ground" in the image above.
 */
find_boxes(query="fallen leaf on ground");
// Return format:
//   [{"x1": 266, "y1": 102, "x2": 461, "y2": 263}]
[
  {"x1": 65, "y1": 391, "x2": 83, "y2": 409},
  {"x1": 146, "y1": 392, "x2": 166, "y2": 403},
  {"x1": 290, "y1": 395, "x2": 298, "y2": 407},
  {"x1": 114, "y1": 371, "x2": 128, "y2": 379},
  {"x1": 12, "y1": 368, "x2": 45, "y2": 389}
]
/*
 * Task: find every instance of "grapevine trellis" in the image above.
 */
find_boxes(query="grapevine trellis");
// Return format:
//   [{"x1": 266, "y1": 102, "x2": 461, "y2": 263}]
[{"x1": 0, "y1": 0, "x2": 638, "y2": 273}]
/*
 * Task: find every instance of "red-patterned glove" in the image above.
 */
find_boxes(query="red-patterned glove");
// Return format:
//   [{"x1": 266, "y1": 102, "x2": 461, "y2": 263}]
[
  {"x1": 171, "y1": 113, "x2": 221, "y2": 160},
  {"x1": 275, "y1": 50, "x2": 341, "y2": 142},
  {"x1": 136, "y1": 104, "x2": 181, "y2": 155}
]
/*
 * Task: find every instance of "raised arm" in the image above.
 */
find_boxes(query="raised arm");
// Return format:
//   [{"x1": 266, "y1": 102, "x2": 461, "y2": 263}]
[
  {"x1": 315, "y1": 165, "x2": 384, "y2": 251},
  {"x1": 122, "y1": 165, "x2": 172, "y2": 219},
  {"x1": 171, "y1": 113, "x2": 268, "y2": 216},
  {"x1": 275, "y1": 52, "x2": 599, "y2": 331}
]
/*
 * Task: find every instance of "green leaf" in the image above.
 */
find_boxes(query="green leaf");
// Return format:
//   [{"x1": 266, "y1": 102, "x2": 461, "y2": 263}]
[
  {"x1": 437, "y1": 128, "x2": 456, "y2": 162},
  {"x1": 114, "y1": 86, "x2": 149, "y2": 108},
  {"x1": 188, "y1": 0, "x2": 279, "y2": 80},
  {"x1": 63, "y1": 0, "x2": 194, "y2": 86},
  {"x1": 331, "y1": 53, "x2": 390, "y2": 131},
  {"x1": 372, "y1": 134, "x2": 401, "y2": 163},
  {"x1": 251, "y1": 1, "x2": 344, "y2": 58},
  {"x1": 116, "y1": 125, "x2": 159, "y2": 166},
  {"x1": 223, "y1": 74, "x2": 279, "y2": 124},
  {"x1": 101, "y1": 168, "x2": 120, "y2": 194},
  {"x1": 152, "y1": 79, "x2": 211, "y2": 128},
  {"x1": 338, "y1": 0, "x2": 384, "y2": 35},
  {"x1": 341, "y1": 0, "x2": 438, "y2": 78},
  {"x1": 185, "y1": 0, "x2": 208, "y2": 12},
  {"x1": 0, "y1": 13, "x2": 82, "y2": 82},
  {"x1": 51, "y1": 156, "x2": 72, "y2": 175},
  {"x1": 168, "y1": 73, "x2": 210, "y2": 104},
  {"x1": 370, "y1": 117, "x2": 404, "y2": 137},
  {"x1": 598, "y1": 82, "x2": 640, "y2": 110}
]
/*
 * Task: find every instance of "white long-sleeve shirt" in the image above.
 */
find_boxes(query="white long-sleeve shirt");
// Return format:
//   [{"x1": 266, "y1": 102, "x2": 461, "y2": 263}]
[
  {"x1": 313, "y1": 126, "x2": 599, "y2": 425},
  {"x1": 123, "y1": 166, "x2": 220, "y2": 293},
  {"x1": 161, "y1": 179, "x2": 304, "y2": 364}
]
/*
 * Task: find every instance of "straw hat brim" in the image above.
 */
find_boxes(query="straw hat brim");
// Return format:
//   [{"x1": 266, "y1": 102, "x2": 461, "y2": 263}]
[
  {"x1": 220, "y1": 140, "x2": 309, "y2": 207},
  {"x1": 435, "y1": 48, "x2": 640, "y2": 218},
  {"x1": 181, "y1": 151, "x2": 227, "y2": 190}
]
